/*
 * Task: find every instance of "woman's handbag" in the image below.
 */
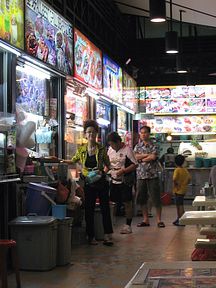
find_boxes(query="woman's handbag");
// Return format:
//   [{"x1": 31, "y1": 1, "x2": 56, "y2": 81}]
[{"x1": 85, "y1": 170, "x2": 102, "y2": 185}]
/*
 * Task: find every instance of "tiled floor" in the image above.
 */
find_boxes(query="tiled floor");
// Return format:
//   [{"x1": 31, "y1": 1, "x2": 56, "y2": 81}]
[{"x1": 8, "y1": 205, "x2": 202, "y2": 288}]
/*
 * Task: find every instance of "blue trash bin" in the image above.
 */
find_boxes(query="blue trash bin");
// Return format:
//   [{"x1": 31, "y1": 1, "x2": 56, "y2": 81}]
[{"x1": 26, "y1": 183, "x2": 57, "y2": 216}]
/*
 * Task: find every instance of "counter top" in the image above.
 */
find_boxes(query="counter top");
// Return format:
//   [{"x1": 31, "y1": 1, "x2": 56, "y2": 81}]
[
  {"x1": 165, "y1": 167, "x2": 211, "y2": 170},
  {"x1": 179, "y1": 210, "x2": 216, "y2": 225},
  {"x1": 193, "y1": 196, "x2": 216, "y2": 207}
]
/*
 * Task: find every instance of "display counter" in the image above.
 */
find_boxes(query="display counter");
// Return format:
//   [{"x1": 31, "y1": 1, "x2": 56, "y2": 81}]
[{"x1": 164, "y1": 167, "x2": 211, "y2": 199}]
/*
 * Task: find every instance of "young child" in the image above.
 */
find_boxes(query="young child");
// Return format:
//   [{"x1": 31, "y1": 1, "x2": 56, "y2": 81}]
[{"x1": 172, "y1": 154, "x2": 191, "y2": 226}]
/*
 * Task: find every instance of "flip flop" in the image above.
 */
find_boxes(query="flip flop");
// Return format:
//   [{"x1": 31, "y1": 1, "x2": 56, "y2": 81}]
[
  {"x1": 137, "y1": 222, "x2": 150, "y2": 227},
  {"x1": 157, "y1": 222, "x2": 165, "y2": 228}
]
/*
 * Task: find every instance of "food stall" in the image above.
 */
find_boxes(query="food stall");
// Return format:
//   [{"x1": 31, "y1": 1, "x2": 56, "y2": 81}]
[{"x1": 139, "y1": 85, "x2": 216, "y2": 198}]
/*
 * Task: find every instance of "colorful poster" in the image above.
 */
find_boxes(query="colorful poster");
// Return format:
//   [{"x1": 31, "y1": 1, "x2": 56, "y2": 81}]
[
  {"x1": 103, "y1": 54, "x2": 122, "y2": 102},
  {"x1": 96, "y1": 102, "x2": 111, "y2": 122},
  {"x1": 0, "y1": 0, "x2": 24, "y2": 49},
  {"x1": 117, "y1": 108, "x2": 127, "y2": 130},
  {"x1": 140, "y1": 115, "x2": 216, "y2": 134},
  {"x1": 16, "y1": 66, "x2": 48, "y2": 116},
  {"x1": 74, "y1": 28, "x2": 102, "y2": 90},
  {"x1": 123, "y1": 71, "x2": 137, "y2": 111},
  {"x1": 144, "y1": 85, "x2": 216, "y2": 114},
  {"x1": 25, "y1": 0, "x2": 73, "y2": 74},
  {"x1": 65, "y1": 85, "x2": 87, "y2": 126}
]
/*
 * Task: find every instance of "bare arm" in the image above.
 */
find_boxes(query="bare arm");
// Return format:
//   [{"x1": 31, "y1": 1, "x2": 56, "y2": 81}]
[
  {"x1": 135, "y1": 152, "x2": 149, "y2": 161},
  {"x1": 142, "y1": 153, "x2": 157, "y2": 162}
]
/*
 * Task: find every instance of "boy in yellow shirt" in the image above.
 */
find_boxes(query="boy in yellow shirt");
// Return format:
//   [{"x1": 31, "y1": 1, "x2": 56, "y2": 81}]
[{"x1": 173, "y1": 154, "x2": 191, "y2": 226}]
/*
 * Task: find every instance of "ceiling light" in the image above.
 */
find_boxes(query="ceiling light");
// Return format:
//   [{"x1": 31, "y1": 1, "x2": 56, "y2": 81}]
[
  {"x1": 0, "y1": 41, "x2": 21, "y2": 56},
  {"x1": 165, "y1": 0, "x2": 178, "y2": 54},
  {"x1": 165, "y1": 31, "x2": 178, "y2": 54},
  {"x1": 125, "y1": 58, "x2": 131, "y2": 65},
  {"x1": 150, "y1": 0, "x2": 166, "y2": 23}
]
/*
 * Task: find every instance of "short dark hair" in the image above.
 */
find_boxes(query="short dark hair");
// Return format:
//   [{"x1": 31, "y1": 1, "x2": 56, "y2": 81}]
[
  {"x1": 107, "y1": 132, "x2": 122, "y2": 143},
  {"x1": 175, "y1": 154, "x2": 185, "y2": 166},
  {"x1": 83, "y1": 120, "x2": 99, "y2": 133},
  {"x1": 167, "y1": 147, "x2": 174, "y2": 154},
  {"x1": 140, "y1": 125, "x2": 151, "y2": 133}
]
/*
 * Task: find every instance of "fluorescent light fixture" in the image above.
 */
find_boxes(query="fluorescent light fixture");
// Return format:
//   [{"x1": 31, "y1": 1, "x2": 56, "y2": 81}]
[
  {"x1": 150, "y1": 0, "x2": 166, "y2": 23},
  {"x1": 0, "y1": 41, "x2": 21, "y2": 56},
  {"x1": 16, "y1": 64, "x2": 50, "y2": 79},
  {"x1": 99, "y1": 95, "x2": 113, "y2": 104},
  {"x1": 97, "y1": 118, "x2": 110, "y2": 126},
  {"x1": 86, "y1": 88, "x2": 99, "y2": 99},
  {"x1": 177, "y1": 69, "x2": 188, "y2": 74},
  {"x1": 75, "y1": 126, "x2": 84, "y2": 132},
  {"x1": 125, "y1": 58, "x2": 131, "y2": 65},
  {"x1": 21, "y1": 54, "x2": 65, "y2": 78}
]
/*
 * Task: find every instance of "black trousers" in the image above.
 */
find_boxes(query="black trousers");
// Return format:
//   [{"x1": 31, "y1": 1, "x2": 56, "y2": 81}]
[{"x1": 84, "y1": 178, "x2": 113, "y2": 239}]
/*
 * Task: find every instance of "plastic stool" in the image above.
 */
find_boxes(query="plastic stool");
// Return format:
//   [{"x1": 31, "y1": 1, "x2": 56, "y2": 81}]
[{"x1": 0, "y1": 239, "x2": 21, "y2": 288}]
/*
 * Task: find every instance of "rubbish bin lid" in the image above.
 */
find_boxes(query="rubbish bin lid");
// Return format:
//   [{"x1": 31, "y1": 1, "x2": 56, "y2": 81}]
[
  {"x1": 9, "y1": 216, "x2": 57, "y2": 226},
  {"x1": 27, "y1": 182, "x2": 57, "y2": 193}
]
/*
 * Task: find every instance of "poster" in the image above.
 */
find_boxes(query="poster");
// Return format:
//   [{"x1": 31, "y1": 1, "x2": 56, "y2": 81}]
[
  {"x1": 65, "y1": 85, "x2": 87, "y2": 126},
  {"x1": 74, "y1": 28, "x2": 102, "y2": 90},
  {"x1": 117, "y1": 108, "x2": 127, "y2": 130},
  {"x1": 103, "y1": 54, "x2": 122, "y2": 102},
  {"x1": 25, "y1": 0, "x2": 73, "y2": 74},
  {"x1": 0, "y1": 0, "x2": 24, "y2": 49},
  {"x1": 144, "y1": 85, "x2": 216, "y2": 114},
  {"x1": 140, "y1": 115, "x2": 216, "y2": 134},
  {"x1": 123, "y1": 71, "x2": 137, "y2": 111},
  {"x1": 16, "y1": 66, "x2": 48, "y2": 116}
]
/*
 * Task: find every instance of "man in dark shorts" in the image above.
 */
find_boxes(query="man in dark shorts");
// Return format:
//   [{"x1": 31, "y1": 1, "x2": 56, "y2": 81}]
[{"x1": 134, "y1": 126, "x2": 165, "y2": 228}]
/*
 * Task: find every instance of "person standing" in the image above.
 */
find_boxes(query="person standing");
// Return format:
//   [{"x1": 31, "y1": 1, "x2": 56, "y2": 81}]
[
  {"x1": 172, "y1": 154, "x2": 191, "y2": 226},
  {"x1": 134, "y1": 125, "x2": 165, "y2": 228},
  {"x1": 107, "y1": 132, "x2": 137, "y2": 234},
  {"x1": 65, "y1": 120, "x2": 113, "y2": 246}
]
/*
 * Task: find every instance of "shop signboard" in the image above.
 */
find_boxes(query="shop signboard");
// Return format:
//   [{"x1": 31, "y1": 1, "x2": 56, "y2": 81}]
[
  {"x1": 123, "y1": 71, "x2": 137, "y2": 111},
  {"x1": 103, "y1": 54, "x2": 122, "y2": 103},
  {"x1": 0, "y1": 0, "x2": 24, "y2": 49},
  {"x1": 25, "y1": 0, "x2": 73, "y2": 74},
  {"x1": 140, "y1": 115, "x2": 216, "y2": 134},
  {"x1": 144, "y1": 85, "x2": 216, "y2": 114},
  {"x1": 74, "y1": 28, "x2": 102, "y2": 90}
]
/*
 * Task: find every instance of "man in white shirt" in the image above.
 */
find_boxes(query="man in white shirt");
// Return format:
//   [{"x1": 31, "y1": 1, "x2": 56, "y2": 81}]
[{"x1": 107, "y1": 132, "x2": 137, "y2": 234}]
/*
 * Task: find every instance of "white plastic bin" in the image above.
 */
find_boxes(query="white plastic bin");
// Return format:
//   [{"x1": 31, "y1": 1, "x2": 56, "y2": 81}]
[
  {"x1": 57, "y1": 217, "x2": 73, "y2": 266},
  {"x1": 9, "y1": 216, "x2": 57, "y2": 271}
]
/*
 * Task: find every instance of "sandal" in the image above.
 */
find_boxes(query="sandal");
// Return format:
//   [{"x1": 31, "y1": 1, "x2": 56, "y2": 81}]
[
  {"x1": 137, "y1": 222, "x2": 150, "y2": 227},
  {"x1": 157, "y1": 222, "x2": 165, "y2": 228}
]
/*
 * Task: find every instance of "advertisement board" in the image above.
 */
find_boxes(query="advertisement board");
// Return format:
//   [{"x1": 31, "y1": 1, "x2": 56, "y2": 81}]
[
  {"x1": 117, "y1": 108, "x2": 127, "y2": 131},
  {"x1": 74, "y1": 28, "x2": 102, "y2": 90},
  {"x1": 0, "y1": 0, "x2": 24, "y2": 49},
  {"x1": 145, "y1": 85, "x2": 216, "y2": 114},
  {"x1": 25, "y1": 0, "x2": 73, "y2": 74},
  {"x1": 103, "y1": 54, "x2": 122, "y2": 102},
  {"x1": 123, "y1": 71, "x2": 137, "y2": 111}
]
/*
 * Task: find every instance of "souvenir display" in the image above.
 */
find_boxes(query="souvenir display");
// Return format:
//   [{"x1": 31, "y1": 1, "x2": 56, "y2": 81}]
[
  {"x1": 25, "y1": 0, "x2": 73, "y2": 74},
  {"x1": 117, "y1": 108, "x2": 127, "y2": 131},
  {"x1": 103, "y1": 54, "x2": 122, "y2": 102},
  {"x1": 74, "y1": 28, "x2": 102, "y2": 90},
  {"x1": 0, "y1": 0, "x2": 24, "y2": 49}
]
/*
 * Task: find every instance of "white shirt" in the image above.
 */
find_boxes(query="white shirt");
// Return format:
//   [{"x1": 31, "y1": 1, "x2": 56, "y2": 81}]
[{"x1": 108, "y1": 144, "x2": 137, "y2": 184}]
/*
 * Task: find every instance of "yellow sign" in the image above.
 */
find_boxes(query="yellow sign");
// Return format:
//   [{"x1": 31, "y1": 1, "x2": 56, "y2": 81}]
[{"x1": 0, "y1": 0, "x2": 24, "y2": 49}]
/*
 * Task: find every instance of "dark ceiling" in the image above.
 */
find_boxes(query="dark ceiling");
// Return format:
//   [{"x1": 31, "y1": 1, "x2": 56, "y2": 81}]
[{"x1": 46, "y1": 0, "x2": 216, "y2": 86}]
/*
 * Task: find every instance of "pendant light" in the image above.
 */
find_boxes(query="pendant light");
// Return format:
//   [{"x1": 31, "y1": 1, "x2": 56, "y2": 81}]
[
  {"x1": 150, "y1": 0, "x2": 166, "y2": 23},
  {"x1": 176, "y1": 10, "x2": 187, "y2": 73},
  {"x1": 165, "y1": 0, "x2": 178, "y2": 54}
]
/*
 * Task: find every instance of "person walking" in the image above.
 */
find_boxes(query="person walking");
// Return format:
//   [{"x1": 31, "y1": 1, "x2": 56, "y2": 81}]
[
  {"x1": 65, "y1": 120, "x2": 113, "y2": 246},
  {"x1": 134, "y1": 125, "x2": 165, "y2": 228},
  {"x1": 172, "y1": 154, "x2": 191, "y2": 226},
  {"x1": 107, "y1": 132, "x2": 137, "y2": 234}
]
